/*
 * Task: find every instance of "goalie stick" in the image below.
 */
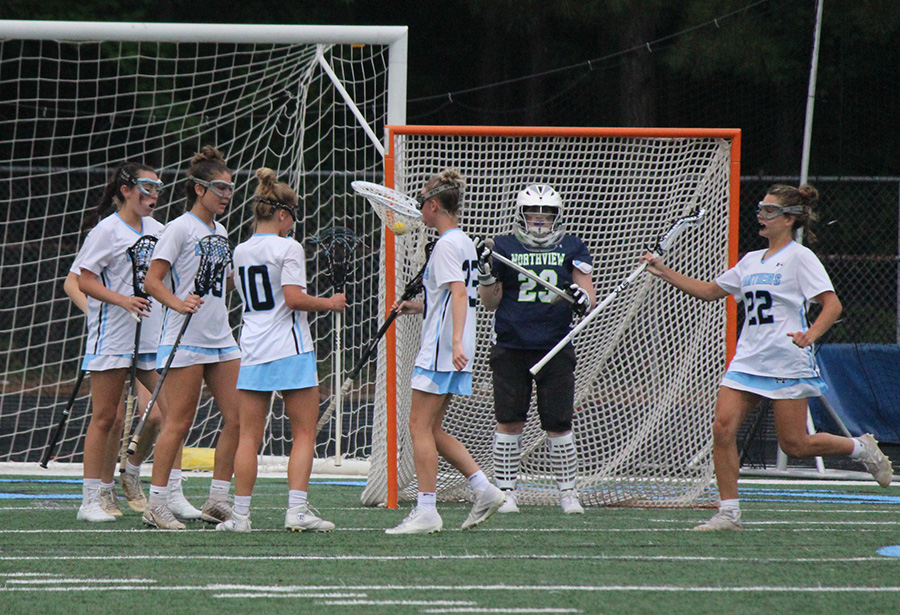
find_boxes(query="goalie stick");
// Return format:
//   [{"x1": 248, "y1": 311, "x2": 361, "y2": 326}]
[
  {"x1": 118, "y1": 235, "x2": 157, "y2": 474},
  {"x1": 308, "y1": 226, "x2": 361, "y2": 465},
  {"x1": 125, "y1": 234, "x2": 233, "y2": 456},
  {"x1": 530, "y1": 206, "x2": 707, "y2": 376},
  {"x1": 316, "y1": 239, "x2": 436, "y2": 434}
]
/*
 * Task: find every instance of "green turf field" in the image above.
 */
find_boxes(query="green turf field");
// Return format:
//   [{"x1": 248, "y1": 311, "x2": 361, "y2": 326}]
[{"x1": 1, "y1": 475, "x2": 899, "y2": 614}]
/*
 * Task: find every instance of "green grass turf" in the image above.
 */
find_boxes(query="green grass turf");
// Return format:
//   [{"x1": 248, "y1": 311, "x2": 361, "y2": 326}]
[{"x1": 1, "y1": 475, "x2": 899, "y2": 615}]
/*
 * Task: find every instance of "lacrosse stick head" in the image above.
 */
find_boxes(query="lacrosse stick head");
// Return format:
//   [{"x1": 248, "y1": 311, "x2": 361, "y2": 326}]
[
  {"x1": 308, "y1": 226, "x2": 361, "y2": 292},
  {"x1": 126, "y1": 235, "x2": 158, "y2": 298},
  {"x1": 651, "y1": 206, "x2": 707, "y2": 256},
  {"x1": 194, "y1": 234, "x2": 234, "y2": 297},
  {"x1": 351, "y1": 181, "x2": 423, "y2": 235}
]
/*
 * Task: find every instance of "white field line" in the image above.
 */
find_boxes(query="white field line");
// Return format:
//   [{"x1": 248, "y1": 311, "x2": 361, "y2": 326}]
[
  {"x1": 6, "y1": 578, "x2": 155, "y2": 584},
  {"x1": 0, "y1": 554, "x2": 895, "y2": 563},
  {"x1": 421, "y1": 610, "x2": 580, "y2": 614}
]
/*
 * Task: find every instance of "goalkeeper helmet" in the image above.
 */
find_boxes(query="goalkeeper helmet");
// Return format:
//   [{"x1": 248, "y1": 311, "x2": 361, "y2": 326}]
[{"x1": 514, "y1": 184, "x2": 564, "y2": 250}]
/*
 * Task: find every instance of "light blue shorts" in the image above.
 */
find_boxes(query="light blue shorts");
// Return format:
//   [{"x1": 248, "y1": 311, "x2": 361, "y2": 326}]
[
  {"x1": 722, "y1": 370, "x2": 828, "y2": 400},
  {"x1": 237, "y1": 352, "x2": 318, "y2": 392},
  {"x1": 82, "y1": 352, "x2": 156, "y2": 372},
  {"x1": 411, "y1": 367, "x2": 472, "y2": 396},
  {"x1": 157, "y1": 344, "x2": 241, "y2": 370}
]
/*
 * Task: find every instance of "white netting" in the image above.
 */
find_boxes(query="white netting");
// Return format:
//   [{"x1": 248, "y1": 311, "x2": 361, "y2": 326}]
[
  {"x1": 362, "y1": 129, "x2": 737, "y2": 508},
  {"x1": 0, "y1": 25, "x2": 401, "y2": 467}
]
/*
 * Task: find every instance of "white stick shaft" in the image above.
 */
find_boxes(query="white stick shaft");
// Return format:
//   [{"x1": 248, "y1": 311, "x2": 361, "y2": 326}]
[
  {"x1": 491, "y1": 251, "x2": 574, "y2": 303},
  {"x1": 530, "y1": 262, "x2": 647, "y2": 376},
  {"x1": 334, "y1": 311, "x2": 343, "y2": 467}
]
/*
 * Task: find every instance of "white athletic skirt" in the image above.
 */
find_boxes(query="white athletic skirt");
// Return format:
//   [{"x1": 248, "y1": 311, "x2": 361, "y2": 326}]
[
  {"x1": 721, "y1": 370, "x2": 828, "y2": 400},
  {"x1": 82, "y1": 352, "x2": 156, "y2": 372},
  {"x1": 156, "y1": 344, "x2": 241, "y2": 370},
  {"x1": 411, "y1": 367, "x2": 472, "y2": 396},
  {"x1": 237, "y1": 352, "x2": 318, "y2": 392}
]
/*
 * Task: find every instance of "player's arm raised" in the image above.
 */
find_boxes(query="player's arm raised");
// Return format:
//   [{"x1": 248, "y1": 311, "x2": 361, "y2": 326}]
[{"x1": 641, "y1": 252, "x2": 728, "y2": 302}]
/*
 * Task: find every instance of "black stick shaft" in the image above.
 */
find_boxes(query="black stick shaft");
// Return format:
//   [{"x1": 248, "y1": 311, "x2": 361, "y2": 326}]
[{"x1": 39, "y1": 369, "x2": 87, "y2": 468}]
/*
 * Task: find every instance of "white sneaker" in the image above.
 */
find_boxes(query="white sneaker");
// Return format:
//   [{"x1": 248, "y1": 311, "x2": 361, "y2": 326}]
[
  {"x1": 142, "y1": 500, "x2": 187, "y2": 530},
  {"x1": 284, "y1": 503, "x2": 335, "y2": 532},
  {"x1": 385, "y1": 506, "x2": 443, "y2": 535},
  {"x1": 694, "y1": 508, "x2": 743, "y2": 531},
  {"x1": 461, "y1": 484, "x2": 505, "y2": 530},
  {"x1": 168, "y1": 492, "x2": 202, "y2": 521},
  {"x1": 99, "y1": 486, "x2": 123, "y2": 517},
  {"x1": 216, "y1": 511, "x2": 251, "y2": 532},
  {"x1": 200, "y1": 498, "x2": 233, "y2": 524},
  {"x1": 560, "y1": 489, "x2": 584, "y2": 514},
  {"x1": 858, "y1": 433, "x2": 893, "y2": 488},
  {"x1": 77, "y1": 497, "x2": 116, "y2": 523},
  {"x1": 497, "y1": 490, "x2": 519, "y2": 514},
  {"x1": 119, "y1": 472, "x2": 147, "y2": 513}
]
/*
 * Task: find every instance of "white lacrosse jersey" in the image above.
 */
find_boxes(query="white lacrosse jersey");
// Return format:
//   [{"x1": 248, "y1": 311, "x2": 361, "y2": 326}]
[
  {"x1": 715, "y1": 241, "x2": 834, "y2": 379},
  {"x1": 233, "y1": 234, "x2": 314, "y2": 366},
  {"x1": 414, "y1": 228, "x2": 479, "y2": 372},
  {"x1": 72, "y1": 213, "x2": 164, "y2": 355},
  {"x1": 152, "y1": 212, "x2": 235, "y2": 349}
]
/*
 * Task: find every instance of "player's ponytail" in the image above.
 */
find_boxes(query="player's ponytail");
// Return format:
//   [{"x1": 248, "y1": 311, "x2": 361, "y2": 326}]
[{"x1": 252, "y1": 167, "x2": 298, "y2": 223}]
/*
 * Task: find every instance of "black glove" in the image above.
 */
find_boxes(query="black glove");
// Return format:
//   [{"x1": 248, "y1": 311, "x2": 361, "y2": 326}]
[
  {"x1": 472, "y1": 236, "x2": 495, "y2": 286},
  {"x1": 566, "y1": 283, "x2": 590, "y2": 317}
]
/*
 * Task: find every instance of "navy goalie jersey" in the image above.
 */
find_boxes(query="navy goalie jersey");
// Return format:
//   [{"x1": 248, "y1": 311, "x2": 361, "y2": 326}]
[{"x1": 490, "y1": 234, "x2": 592, "y2": 350}]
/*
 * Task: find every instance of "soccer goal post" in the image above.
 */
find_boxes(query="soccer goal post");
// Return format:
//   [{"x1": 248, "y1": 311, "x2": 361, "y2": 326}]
[
  {"x1": 0, "y1": 20, "x2": 406, "y2": 469},
  {"x1": 361, "y1": 125, "x2": 741, "y2": 508}
]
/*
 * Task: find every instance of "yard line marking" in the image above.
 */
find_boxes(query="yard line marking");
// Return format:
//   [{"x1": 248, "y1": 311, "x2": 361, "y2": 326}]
[
  {"x1": 0, "y1": 554, "x2": 894, "y2": 563},
  {"x1": 213, "y1": 593, "x2": 369, "y2": 599},
  {"x1": 6, "y1": 578, "x2": 155, "y2": 584},
  {"x1": 422, "y1": 610, "x2": 580, "y2": 614},
  {"x1": 314, "y1": 600, "x2": 477, "y2": 606}
]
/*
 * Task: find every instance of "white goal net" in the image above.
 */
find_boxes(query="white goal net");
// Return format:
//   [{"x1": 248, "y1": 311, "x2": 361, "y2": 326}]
[
  {"x1": 0, "y1": 21, "x2": 406, "y2": 469},
  {"x1": 362, "y1": 126, "x2": 739, "y2": 508}
]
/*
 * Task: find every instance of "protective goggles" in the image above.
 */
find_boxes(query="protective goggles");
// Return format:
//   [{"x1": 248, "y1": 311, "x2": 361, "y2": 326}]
[
  {"x1": 135, "y1": 178, "x2": 164, "y2": 196},
  {"x1": 190, "y1": 176, "x2": 235, "y2": 198},
  {"x1": 415, "y1": 182, "x2": 460, "y2": 210},
  {"x1": 757, "y1": 201, "x2": 804, "y2": 220}
]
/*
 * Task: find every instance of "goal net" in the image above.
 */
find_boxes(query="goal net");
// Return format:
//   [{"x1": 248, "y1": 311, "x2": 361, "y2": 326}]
[
  {"x1": 362, "y1": 126, "x2": 740, "y2": 508},
  {"x1": 0, "y1": 21, "x2": 406, "y2": 469}
]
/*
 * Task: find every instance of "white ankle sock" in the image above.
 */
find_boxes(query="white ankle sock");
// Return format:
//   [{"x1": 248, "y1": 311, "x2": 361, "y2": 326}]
[
  {"x1": 417, "y1": 492, "x2": 437, "y2": 511},
  {"x1": 288, "y1": 490, "x2": 308, "y2": 508},
  {"x1": 467, "y1": 470, "x2": 490, "y2": 493}
]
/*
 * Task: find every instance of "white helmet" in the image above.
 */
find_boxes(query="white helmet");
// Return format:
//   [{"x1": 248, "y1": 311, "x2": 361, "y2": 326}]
[{"x1": 514, "y1": 184, "x2": 564, "y2": 250}]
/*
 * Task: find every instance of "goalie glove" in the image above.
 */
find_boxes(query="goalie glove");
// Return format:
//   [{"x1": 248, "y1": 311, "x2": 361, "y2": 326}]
[
  {"x1": 566, "y1": 283, "x2": 590, "y2": 317},
  {"x1": 472, "y1": 235, "x2": 495, "y2": 286}
]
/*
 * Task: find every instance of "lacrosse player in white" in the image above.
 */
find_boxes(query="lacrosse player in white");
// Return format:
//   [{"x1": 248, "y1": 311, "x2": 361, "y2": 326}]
[
  {"x1": 216, "y1": 168, "x2": 345, "y2": 533},
  {"x1": 143, "y1": 146, "x2": 241, "y2": 530},
  {"x1": 642, "y1": 183, "x2": 892, "y2": 531},
  {"x1": 386, "y1": 170, "x2": 505, "y2": 535}
]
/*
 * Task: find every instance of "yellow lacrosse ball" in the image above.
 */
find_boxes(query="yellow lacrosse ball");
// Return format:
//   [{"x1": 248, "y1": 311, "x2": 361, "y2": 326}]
[{"x1": 392, "y1": 221, "x2": 407, "y2": 235}]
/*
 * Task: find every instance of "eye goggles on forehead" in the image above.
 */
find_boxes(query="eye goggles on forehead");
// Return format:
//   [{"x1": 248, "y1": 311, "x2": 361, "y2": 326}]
[
  {"x1": 757, "y1": 201, "x2": 804, "y2": 220},
  {"x1": 415, "y1": 182, "x2": 460, "y2": 210},
  {"x1": 190, "y1": 176, "x2": 235, "y2": 198}
]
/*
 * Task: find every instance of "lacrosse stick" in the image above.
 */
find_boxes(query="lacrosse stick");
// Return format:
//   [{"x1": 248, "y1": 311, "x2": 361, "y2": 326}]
[
  {"x1": 308, "y1": 226, "x2": 361, "y2": 466},
  {"x1": 350, "y1": 181, "x2": 423, "y2": 235},
  {"x1": 39, "y1": 369, "x2": 87, "y2": 468},
  {"x1": 482, "y1": 238, "x2": 574, "y2": 304},
  {"x1": 530, "y1": 207, "x2": 707, "y2": 376},
  {"x1": 316, "y1": 239, "x2": 436, "y2": 434},
  {"x1": 118, "y1": 235, "x2": 157, "y2": 473},
  {"x1": 126, "y1": 234, "x2": 233, "y2": 456}
]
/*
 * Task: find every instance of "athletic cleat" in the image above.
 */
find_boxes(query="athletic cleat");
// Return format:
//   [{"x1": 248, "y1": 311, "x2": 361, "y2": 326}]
[
  {"x1": 200, "y1": 498, "x2": 233, "y2": 524},
  {"x1": 77, "y1": 498, "x2": 117, "y2": 523},
  {"x1": 142, "y1": 501, "x2": 186, "y2": 530},
  {"x1": 216, "y1": 511, "x2": 251, "y2": 533},
  {"x1": 497, "y1": 490, "x2": 520, "y2": 514},
  {"x1": 168, "y1": 493, "x2": 202, "y2": 522},
  {"x1": 693, "y1": 508, "x2": 743, "y2": 531},
  {"x1": 385, "y1": 506, "x2": 443, "y2": 535},
  {"x1": 285, "y1": 503, "x2": 335, "y2": 532},
  {"x1": 559, "y1": 489, "x2": 584, "y2": 514},
  {"x1": 99, "y1": 486, "x2": 123, "y2": 517},
  {"x1": 120, "y1": 472, "x2": 148, "y2": 513},
  {"x1": 461, "y1": 484, "x2": 505, "y2": 530},
  {"x1": 858, "y1": 433, "x2": 893, "y2": 488}
]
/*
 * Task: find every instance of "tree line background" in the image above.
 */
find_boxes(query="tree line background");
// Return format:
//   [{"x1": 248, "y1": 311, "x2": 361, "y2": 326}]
[{"x1": 5, "y1": 0, "x2": 898, "y2": 177}]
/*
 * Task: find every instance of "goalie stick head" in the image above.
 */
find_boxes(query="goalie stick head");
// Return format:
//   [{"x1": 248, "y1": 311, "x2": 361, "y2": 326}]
[
  {"x1": 194, "y1": 234, "x2": 234, "y2": 297},
  {"x1": 126, "y1": 235, "x2": 158, "y2": 298},
  {"x1": 351, "y1": 181, "x2": 423, "y2": 234},
  {"x1": 515, "y1": 184, "x2": 564, "y2": 251}
]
